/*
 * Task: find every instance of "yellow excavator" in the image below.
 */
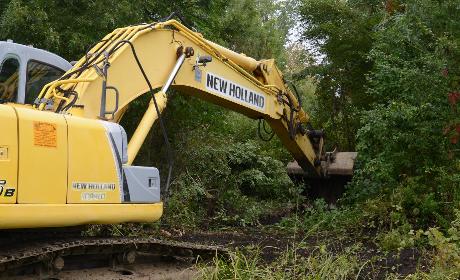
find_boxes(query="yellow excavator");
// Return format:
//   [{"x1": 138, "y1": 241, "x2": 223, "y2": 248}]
[{"x1": 0, "y1": 20, "x2": 356, "y2": 230}]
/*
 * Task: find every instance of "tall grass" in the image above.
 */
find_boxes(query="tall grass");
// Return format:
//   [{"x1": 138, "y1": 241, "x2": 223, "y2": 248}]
[{"x1": 197, "y1": 244, "x2": 360, "y2": 280}]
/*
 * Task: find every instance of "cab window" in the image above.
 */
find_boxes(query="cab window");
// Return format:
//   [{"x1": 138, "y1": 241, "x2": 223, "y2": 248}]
[
  {"x1": 0, "y1": 57, "x2": 20, "y2": 103},
  {"x1": 25, "y1": 60, "x2": 65, "y2": 105}
]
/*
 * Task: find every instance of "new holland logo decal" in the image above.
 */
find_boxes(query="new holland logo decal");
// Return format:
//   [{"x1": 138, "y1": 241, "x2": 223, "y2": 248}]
[{"x1": 205, "y1": 73, "x2": 266, "y2": 111}]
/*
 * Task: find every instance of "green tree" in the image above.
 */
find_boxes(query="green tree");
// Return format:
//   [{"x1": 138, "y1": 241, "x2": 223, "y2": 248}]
[
  {"x1": 0, "y1": 0, "x2": 229, "y2": 59},
  {"x1": 0, "y1": 0, "x2": 144, "y2": 59},
  {"x1": 298, "y1": 0, "x2": 384, "y2": 150},
  {"x1": 216, "y1": 0, "x2": 294, "y2": 65}
]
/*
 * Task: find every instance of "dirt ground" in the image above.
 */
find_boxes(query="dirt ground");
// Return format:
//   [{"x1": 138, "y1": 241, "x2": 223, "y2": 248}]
[
  {"x1": 161, "y1": 228, "x2": 426, "y2": 279},
  {"x1": 12, "y1": 261, "x2": 198, "y2": 280},
  {"x1": 57, "y1": 263, "x2": 197, "y2": 280}
]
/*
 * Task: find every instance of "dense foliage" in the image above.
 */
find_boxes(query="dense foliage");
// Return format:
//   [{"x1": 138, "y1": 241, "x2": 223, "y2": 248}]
[
  {"x1": 2, "y1": 1, "x2": 460, "y2": 273},
  {"x1": 300, "y1": 0, "x2": 459, "y2": 230},
  {"x1": 0, "y1": 0, "x2": 460, "y2": 279},
  {"x1": 0, "y1": 0, "x2": 233, "y2": 59},
  {"x1": 354, "y1": 0, "x2": 460, "y2": 228}
]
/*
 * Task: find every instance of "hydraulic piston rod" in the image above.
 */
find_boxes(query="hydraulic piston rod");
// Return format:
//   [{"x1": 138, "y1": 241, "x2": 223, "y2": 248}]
[{"x1": 127, "y1": 49, "x2": 189, "y2": 165}]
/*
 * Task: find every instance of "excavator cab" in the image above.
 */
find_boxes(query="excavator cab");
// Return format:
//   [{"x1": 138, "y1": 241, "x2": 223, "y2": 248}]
[
  {"x1": 0, "y1": 40, "x2": 71, "y2": 105},
  {"x1": 0, "y1": 41, "x2": 163, "y2": 229}
]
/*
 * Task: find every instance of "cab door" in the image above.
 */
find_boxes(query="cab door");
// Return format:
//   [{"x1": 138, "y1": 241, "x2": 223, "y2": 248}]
[
  {"x1": 0, "y1": 56, "x2": 20, "y2": 104},
  {"x1": 0, "y1": 105, "x2": 18, "y2": 203}
]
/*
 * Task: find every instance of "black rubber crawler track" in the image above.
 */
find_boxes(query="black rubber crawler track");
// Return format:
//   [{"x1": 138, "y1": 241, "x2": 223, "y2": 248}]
[{"x1": 0, "y1": 236, "x2": 227, "y2": 277}]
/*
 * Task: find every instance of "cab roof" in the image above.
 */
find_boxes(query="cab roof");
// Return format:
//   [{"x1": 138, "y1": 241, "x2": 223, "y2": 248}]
[{"x1": 0, "y1": 41, "x2": 71, "y2": 71}]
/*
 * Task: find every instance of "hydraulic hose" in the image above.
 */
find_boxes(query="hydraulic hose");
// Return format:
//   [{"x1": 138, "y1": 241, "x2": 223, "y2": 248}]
[{"x1": 106, "y1": 40, "x2": 174, "y2": 200}]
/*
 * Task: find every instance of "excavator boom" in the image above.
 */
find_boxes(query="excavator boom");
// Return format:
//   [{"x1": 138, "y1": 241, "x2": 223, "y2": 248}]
[{"x1": 36, "y1": 20, "x2": 322, "y2": 176}]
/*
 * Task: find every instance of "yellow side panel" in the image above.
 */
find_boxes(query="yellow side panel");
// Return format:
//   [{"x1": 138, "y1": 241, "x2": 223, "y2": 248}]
[
  {"x1": 0, "y1": 105, "x2": 18, "y2": 203},
  {"x1": 66, "y1": 116, "x2": 121, "y2": 204},
  {"x1": 0, "y1": 203, "x2": 163, "y2": 229},
  {"x1": 16, "y1": 107, "x2": 68, "y2": 204}
]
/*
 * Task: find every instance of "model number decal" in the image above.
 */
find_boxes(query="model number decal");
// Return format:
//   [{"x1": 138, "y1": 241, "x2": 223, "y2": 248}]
[
  {"x1": 81, "y1": 192, "x2": 107, "y2": 201},
  {"x1": 0, "y1": 180, "x2": 15, "y2": 197}
]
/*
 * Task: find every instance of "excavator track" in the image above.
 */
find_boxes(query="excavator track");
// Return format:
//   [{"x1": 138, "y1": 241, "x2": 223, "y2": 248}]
[{"x1": 0, "y1": 235, "x2": 226, "y2": 278}]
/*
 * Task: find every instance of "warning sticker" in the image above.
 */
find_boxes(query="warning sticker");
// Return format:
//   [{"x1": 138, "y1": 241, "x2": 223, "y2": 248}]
[{"x1": 33, "y1": 122, "x2": 57, "y2": 148}]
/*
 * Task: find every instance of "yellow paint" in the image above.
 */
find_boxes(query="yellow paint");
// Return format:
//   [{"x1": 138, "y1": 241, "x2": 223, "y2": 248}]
[
  {"x1": 0, "y1": 105, "x2": 18, "y2": 203},
  {"x1": 127, "y1": 92, "x2": 167, "y2": 165},
  {"x1": 66, "y1": 116, "x2": 121, "y2": 203},
  {"x1": 16, "y1": 107, "x2": 68, "y2": 203},
  {"x1": 0, "y1": 203, "x2": 163, "y2": 229},
  {"x1": 205, "y1": 39, "x2": 259, "y2": 72}
]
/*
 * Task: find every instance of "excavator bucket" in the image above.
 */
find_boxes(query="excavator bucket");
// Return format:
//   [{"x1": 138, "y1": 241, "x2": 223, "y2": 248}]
[{"x1": 287, "y1": 152, "x2": 357, "y2": 203}]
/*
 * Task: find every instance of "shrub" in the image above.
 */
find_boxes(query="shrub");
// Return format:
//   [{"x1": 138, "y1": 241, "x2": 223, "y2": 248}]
[
  {"x1": 163, "y1": 130, "x2": 298, "y2": 228},
  {"x1": 347, "y1": 0, "x2": 460, "y2": 229}
]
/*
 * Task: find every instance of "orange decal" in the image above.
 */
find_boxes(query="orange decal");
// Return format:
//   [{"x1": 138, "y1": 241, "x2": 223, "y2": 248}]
[{"x1": 34, "y1": 122, "x2": 57, "y2": 148}]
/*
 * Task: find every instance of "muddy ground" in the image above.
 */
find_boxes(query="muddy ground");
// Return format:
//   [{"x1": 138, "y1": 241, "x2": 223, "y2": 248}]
[
  {"x1": 13, "y1": 262, "x2": 198, "y2": 280},
  {"x1": 160, "y1": 227, "x2": 427, "y2": 279},
  {"x1": 10, "y1": 227, "x2": 426, "y2": 280}
]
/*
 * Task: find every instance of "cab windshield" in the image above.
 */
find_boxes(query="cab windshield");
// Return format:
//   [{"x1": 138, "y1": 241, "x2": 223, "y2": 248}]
[{"x1": 25, "y1": 60, "x2": 65, "y2": 105}]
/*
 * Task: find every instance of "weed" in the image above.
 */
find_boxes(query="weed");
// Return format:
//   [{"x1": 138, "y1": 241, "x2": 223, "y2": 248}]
[
  {"x1": 198, "y1": 244, "x2": 360, "y2": 280},
  {"x1": 276, "y1": 199, "x2": 363, "y2": 236}
]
